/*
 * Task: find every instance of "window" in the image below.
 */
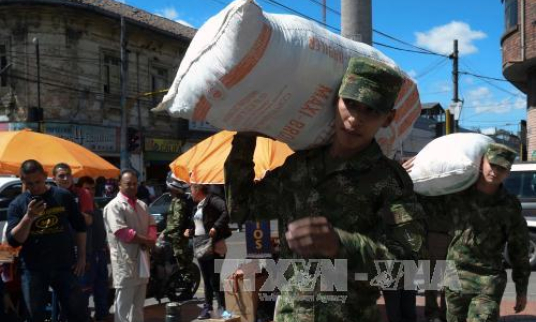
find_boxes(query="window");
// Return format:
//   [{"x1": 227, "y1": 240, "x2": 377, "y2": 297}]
[
  {"x1": 504, "y1": 170, "x2": 536, "y2": 199},
  {"x1": 151, "y1": 65, "x2": 168, "y2": 105},
  {"x1": 504, "y1": 0, "x2": 518, "y2": 31},
  {"x1": 102, "y1": 53, "x2": 120, "y2": 94},
  {"x1": 0, "y1": 45, "x2": 7, "y2": 87}
]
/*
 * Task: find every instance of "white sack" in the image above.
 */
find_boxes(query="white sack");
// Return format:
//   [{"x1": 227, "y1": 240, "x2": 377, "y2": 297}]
[
  {"x1": 155, "y1": 0, "x2": 421, "y2": 155},
  {"x1": 410, "y1": 133, "x2": 494, "y2": 196}
]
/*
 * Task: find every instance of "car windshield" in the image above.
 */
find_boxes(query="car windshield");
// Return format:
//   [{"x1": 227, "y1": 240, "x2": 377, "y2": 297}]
[
  {"x1": 149, "y1": 193, "x2": 172, "y2": 215},
  {"x1": 503, "y1": 170, "x2": 536, "y2": 199}
]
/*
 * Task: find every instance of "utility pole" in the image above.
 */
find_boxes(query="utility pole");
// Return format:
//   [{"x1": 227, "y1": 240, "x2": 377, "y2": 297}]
[
  {"x1": 32, "y1": 37, "x2": 42, "y2": 133},
  {"x1": 447, "y1": 39, "x2": 460, "y2": 134},
  {"x1": 341, "y1": 0, "x2": 372, "y2": 45},
  {"x1": 120, "y1": 16, "x2": 130, "y2": 170},
  {"x1": 322, "y1": 0, "x2": 327, "y2": 25}
]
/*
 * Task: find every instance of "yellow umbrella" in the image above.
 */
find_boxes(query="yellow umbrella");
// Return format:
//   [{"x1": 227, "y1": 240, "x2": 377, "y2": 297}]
[
  {"x1": 170, "y1": 131, "x2": 294, "y2": 184},
  {"x1": 0, "y1": 129, "x2": 120, "y2": 178}
]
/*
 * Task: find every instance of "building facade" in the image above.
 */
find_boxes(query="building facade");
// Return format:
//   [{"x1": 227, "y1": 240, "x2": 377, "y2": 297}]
[
  {"x1": 501, "y1": 0, "x2": 536, "y2": 160},
  {"x1": 0, "y1": 0, "x2": 201, "y2": 182}
]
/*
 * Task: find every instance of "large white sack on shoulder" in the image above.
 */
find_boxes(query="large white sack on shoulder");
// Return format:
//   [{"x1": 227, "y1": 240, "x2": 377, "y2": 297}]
[
  {"x1": 410, "y1": 133, "x2": 494, "y2": 196},
  {"x1": 155, "y1": 0, "x2": 421, "y2": 155}
]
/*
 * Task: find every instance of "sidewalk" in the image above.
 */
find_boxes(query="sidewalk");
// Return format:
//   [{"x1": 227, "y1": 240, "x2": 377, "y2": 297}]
[{"x1": 138, "y1": 294, "x2": 536, "y2": 322}]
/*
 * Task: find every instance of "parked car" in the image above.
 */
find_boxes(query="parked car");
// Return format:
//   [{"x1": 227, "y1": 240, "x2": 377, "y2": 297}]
[
  {"x1": 148, "y1": 192, "x2": 173, "y2": 232},
  {"x1": 502, "y1": 162, "x2": 536, "y2": 269}
]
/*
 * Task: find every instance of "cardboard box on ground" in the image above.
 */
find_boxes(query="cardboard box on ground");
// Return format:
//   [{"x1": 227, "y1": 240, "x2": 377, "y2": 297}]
[{"x1": 224, "y1": 266, "x2": 270, "y2": 322}]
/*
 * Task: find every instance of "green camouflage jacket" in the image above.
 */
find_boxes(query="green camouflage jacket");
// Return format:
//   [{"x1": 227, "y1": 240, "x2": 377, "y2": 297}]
[
  {"x1": 224, "y1": 136, "x2": 426, "y2": 322},
  {"x1": 162, "y1": 195, "x2": 193, "y2": 257},
  {"x1": 419, "y1": 186, "x2": 530, "y2": 296}
]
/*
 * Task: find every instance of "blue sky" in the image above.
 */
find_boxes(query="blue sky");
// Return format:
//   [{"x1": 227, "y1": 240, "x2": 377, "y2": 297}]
[{"x1": 122, "y1": 0, "x2": 525, "y2": 135}]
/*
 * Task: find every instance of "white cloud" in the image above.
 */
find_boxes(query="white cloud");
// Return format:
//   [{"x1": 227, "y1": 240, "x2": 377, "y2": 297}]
[
  {"x1": 480, "y1": 127, "x2": 496, "y2": 135},
  {"x1": 155, "y1": 7, "x2": 194, "y2": 27},
  {"x1": 464, "y1": 86, "x2": 525, "y2": 114},
  {"x1": 176, "y1": 19, "x2": 194, "y2": 28},
  {"x1": 407, "y1": 70, "x2": 418, "y2": 83},
  {"x1": 415, "y1": 21, "x2": 486, "y2": 56},
  {"x1": 463, "y1": 77, "x2": 475, "y2": 85},
  {"x1": 156, "y1": 7, "x2": 179, "y2": 20}
]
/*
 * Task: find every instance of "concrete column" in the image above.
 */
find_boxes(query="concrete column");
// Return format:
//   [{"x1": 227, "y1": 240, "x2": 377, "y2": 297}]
[{"x1": 341, "y1": 0, "x2": 372, "y2": 45}]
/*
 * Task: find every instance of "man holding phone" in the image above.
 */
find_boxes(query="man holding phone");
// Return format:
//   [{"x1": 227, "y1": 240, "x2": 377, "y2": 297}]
[{"x1": 6, "y1": 159, "x2": 88, "y2": 322}]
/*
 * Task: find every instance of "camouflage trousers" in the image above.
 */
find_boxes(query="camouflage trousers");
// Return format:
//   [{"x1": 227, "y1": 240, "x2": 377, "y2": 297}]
[
  {"x1": 445, "y1": 289, "x2": 502, "y2": 322},
  {"x1": 275, "y1": 293, "x2": 380, "y2": 322}
]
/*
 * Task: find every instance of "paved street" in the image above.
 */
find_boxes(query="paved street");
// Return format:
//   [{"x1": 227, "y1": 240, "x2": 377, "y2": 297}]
[{"x1": 101, "y1": 229, "x2": 536, "y2": 321}]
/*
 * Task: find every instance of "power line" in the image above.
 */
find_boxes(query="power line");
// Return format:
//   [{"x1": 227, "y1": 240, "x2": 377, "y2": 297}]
[
  {"x1": 459, "y1": 71, "x2": 516, "y2": 83},
  {"x1": 373, "y1": 29, "x2": 449, "y2": 58},
  {"x1": 415, "y1": 58, "x2": 449, "y2": 79},
  {"x1": 460, "y1": 61, "x2": 524, "y2": 97},
  {"x1": 373, "y1": 42, "x2": 445, "y2": 56},
  {"x1": 261, "y1": 0, "x2": 340, "y2": 32},
  {"x1": 303, "y1": 0, "x2": 341, "y2": 15},
  {"x1": 299, "y1": 0, "x2": 448, "y2": 57}
]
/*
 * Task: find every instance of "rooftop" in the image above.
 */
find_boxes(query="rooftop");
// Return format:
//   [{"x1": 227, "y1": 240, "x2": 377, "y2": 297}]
[{"x1": 0, "y1": 0, "x2": 197, "y2": 41}]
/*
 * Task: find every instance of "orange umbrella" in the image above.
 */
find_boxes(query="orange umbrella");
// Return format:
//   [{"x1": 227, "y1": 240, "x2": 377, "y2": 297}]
[
  {"x1": 0, "y1": 129, "x2": 120, "y2": 178},
  {"x1": 170, "y1": 131, "x2": 294, "y2": 184}
]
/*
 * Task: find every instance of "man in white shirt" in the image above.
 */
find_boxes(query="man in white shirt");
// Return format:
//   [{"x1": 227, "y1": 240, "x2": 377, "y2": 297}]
[{"x1": 103, "y1": 170, "x2": 156, "y2": 322}]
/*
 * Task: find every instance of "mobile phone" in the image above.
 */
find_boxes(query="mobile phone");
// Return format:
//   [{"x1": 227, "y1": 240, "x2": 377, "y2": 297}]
[{"x1": 30, "y1": 195, "x2": 43, "y2": 203}]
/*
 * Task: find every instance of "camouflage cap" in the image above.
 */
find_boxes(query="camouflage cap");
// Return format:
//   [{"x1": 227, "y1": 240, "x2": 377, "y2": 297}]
[
  {"x1": 485, "y1": 143, "x2": 517, "y2": 169},
  {"x1": 339, "y1": 56, "x2": 405, "y2": 113}
]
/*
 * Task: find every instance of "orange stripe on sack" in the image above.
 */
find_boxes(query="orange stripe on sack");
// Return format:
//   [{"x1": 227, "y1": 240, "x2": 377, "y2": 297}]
[
  {"x1": 393, "y1": 79, "x2": 412, "y2": 107},
  {"x1": 394, "y1": 80, "x2": 417, "y2": 122},
  {"x1": 397, "y1": 102, "x2": 422, "y2": 137},
  {"x1": 192, "y1": 97, "x2": 212, "y2": 121},
  {"x1": 220, "y1": 23, "x2": 273, "y2": 88}
]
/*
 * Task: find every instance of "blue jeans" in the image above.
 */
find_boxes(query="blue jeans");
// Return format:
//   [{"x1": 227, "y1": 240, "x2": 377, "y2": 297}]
[
  {"x1": 21, "y1": 268, "x2": 89, "y2": 322},
  {"x1": 92, "y1": 249, "x2": 110, "y2": 319}
]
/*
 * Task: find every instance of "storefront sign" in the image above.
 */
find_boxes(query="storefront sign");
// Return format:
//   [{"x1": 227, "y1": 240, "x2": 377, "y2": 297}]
[
  {"x1": 2, "y1": 122, "x2": 119, "y2": 153},
  {"x1": 189, "y1": 120, "x2": 218, "y2": 132},
  {"x1": 145, "y1": 138, "x2": 183, "y2": 154}
]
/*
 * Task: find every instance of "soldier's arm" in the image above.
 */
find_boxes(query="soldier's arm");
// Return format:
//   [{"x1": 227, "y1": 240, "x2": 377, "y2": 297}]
[
  {"x1": 224, "y1": 134, "x2": 282, "y2": 225},
  {"x1": 507, "y1": 200, "x2": 531, "y2": 297},
  {"x1": 335, "y1": 170, "x2": 426, "y2": 272},
  {"x1": 163, "y1": 200, "x2": 181, "y2": 238}
]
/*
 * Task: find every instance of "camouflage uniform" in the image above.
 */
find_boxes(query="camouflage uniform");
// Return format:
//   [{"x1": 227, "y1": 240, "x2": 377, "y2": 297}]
[
  {"x1": 419, "y1": 144, "x2": 530, "y2": 322},
  {"x1": 163, "y1": 195, "x2": 194, "y2": 269},
  {"x1": 225, "y1": 57, "x2": 426, "y2": 322}
]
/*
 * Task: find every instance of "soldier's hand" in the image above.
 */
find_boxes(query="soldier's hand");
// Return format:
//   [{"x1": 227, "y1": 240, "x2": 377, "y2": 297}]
[
  {"x1": 184, "y1": 229, "x2": 190, "y2": 238},
  {"x1": 402, "y1": 156, "x2": 416, "y2": 173},
  {"x1": 285, "y1": 216, "x2": 339, "y2": 258},
  {"x1": 514, "y1": 294, "x2": 527, "y2": 313}
]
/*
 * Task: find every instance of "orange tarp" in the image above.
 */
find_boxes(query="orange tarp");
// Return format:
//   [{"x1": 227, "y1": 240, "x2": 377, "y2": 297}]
[
  {"x1": 170, "y1": 131, "x2": 294, "y2": 184},
  {"x1": 0, "y1": 129, "x2": 120, "y2": 178}
]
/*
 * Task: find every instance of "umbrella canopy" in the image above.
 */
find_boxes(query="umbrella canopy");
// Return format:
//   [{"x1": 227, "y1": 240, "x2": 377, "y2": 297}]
[
  {"x1": 0, "y1": 129, "x2": 120, "y2": 178},
  {"x1": 170, "y1": 131, "x2": 294, "y2": 184}
]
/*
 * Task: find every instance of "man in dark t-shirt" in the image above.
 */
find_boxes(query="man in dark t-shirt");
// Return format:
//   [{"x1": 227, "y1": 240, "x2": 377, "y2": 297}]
[{"x1": 6, "y1": 159, "x2": 88, "y2": 322}]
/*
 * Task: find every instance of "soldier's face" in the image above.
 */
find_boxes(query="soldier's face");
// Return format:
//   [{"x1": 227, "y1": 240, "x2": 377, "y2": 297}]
[
  {"x1": 334, "y1": 98, "x2": 394, "y2": 153},
  {"x1": 480, "y1": 157, "x2": 510, "y2": 186}
]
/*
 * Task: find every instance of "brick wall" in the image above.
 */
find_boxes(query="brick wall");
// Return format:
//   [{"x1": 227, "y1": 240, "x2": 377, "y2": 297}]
[{"x1": 527, "y1": 109, "x2": 536, "y2": 160}]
